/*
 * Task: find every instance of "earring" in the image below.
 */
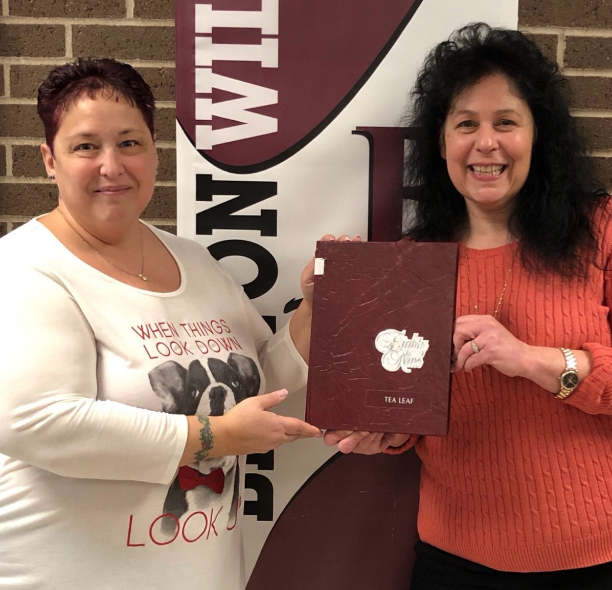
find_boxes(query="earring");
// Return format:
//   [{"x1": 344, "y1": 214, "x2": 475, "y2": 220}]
[{"x1": 48, "y1": 175, "x2": 55, "y2": 181}]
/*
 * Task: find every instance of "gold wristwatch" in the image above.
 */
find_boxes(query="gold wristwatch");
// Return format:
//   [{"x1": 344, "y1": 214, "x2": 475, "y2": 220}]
[{"x1": 554, "y1": 348, "x2": 578, "y2": 400}]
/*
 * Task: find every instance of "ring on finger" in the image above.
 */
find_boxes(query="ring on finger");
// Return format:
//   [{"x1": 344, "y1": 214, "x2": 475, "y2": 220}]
[{"x1": 471, "y1": 340, "x2": 480, "y2": 354}]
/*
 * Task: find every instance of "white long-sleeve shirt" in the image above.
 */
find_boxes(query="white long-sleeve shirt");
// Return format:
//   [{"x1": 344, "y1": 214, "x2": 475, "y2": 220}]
[{"x1": 0, "y1": 220, "x2": 307, "y2": 590}]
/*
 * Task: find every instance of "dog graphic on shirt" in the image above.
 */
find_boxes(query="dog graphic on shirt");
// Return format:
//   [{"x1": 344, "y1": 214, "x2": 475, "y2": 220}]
[{"x1": 148, "y1": 352, "x2": 260, "y2": 535}]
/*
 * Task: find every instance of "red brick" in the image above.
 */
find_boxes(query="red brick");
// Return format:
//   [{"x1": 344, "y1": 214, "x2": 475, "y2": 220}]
[
  {"x1": 10, "y1": 66, "x2": 50, "y2": 99},
  {"x1": 73, "y1": 26, "x2": 175, "y2": 62},
  {"x1": 141, "y1": 67, "x2": 175, "y2": 102},
  {"x1": 143, "y1": 185, "x2": 176, "y2": 219},
  {"x1": 0, "y1": 105, "x2": 43, "y2": 138},
  {"x1": 565, "y1": 37, "x2": 612, "y2": 70},
  {"x1": 529, "y1": 34, "x2": 558, "y2": 66},
  {"x1": 10, "y1": 0, "x2": 124, "y2": 17},
  {"x1": 576, "y1": 118, "x2": 612, "y2": 152},
  {"x1": 0, "y1": 24, "x2": 64, "y2": 58},
  {"x1": 134, "y1": 0, "x2": 174, "y2": 20},
  {"x1": 567, "y1": 77, "x2": 612, "y2": 110},
  {"x1": 520, "y1": 0, "x2": 612, "y2": 28},
  {"x1": 155, "y1": 107, "x2": 176, "y2": 142},
  {"x1": 13, "y1": 145, "x2": 46, "y2": 178},
  {"x1": 0, "y1": 146, "x2": 6, "y2": 177},
  {"x1": 157, "y1": 147, "x2": 176, "y2": 181},
  {"x1": 0, "y1": 184, "x2": 57, "y2": 216}
]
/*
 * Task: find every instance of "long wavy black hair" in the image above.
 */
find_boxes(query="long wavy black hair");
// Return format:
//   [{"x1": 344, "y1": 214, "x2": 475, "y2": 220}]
[{"x1": 404, "y1": 23, "x2": 607, "y2": 276}]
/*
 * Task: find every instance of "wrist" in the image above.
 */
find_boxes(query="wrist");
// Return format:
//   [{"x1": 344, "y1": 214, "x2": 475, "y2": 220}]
[
  {"x1": 180, "y1": 415, "x2": 228, "y2": 466},
  {"x1": 294, "y1": 298, "x2": 313, "y2": 320},
  {"x1": 519, "y1": 344, "x2": 540, "y2": 382},
  {"x1": 522, "y1": 345, "x2": 566, "y2": 392},
  {"x1": 207, "y1": 415, "x2": 230, "y2": 457},
  {"x1": 554, "y1": 348, "x2": 579, "y2": 400},
  {"x1": 522, "y1": 346, "x2": 592, "y2": 395}
]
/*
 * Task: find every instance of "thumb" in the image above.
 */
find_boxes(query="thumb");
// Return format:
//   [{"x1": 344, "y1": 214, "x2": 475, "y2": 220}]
[{"x1": 257, "y1": 388, "x2": 289, "y2": 410}]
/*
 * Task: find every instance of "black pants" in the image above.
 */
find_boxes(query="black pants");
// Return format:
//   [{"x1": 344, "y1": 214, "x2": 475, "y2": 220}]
[{"x1": 410, "y1": 541, "x2": 612, "y2": 590}]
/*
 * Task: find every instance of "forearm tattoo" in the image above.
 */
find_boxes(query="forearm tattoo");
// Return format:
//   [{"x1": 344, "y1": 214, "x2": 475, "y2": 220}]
[{"x1": 194, "y1": 415, "x2": 215, "y2": 462}]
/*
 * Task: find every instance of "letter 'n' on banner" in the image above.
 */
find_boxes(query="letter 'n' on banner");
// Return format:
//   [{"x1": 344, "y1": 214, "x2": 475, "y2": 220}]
[{"x1": 174, "y1": 1, "x2": 518, "y2": 587}]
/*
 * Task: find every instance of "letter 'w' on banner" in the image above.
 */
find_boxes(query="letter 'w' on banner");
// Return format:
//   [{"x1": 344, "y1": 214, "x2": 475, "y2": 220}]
[{"x1": 175, "y1": 1, "x2": 518, "y2": 587}]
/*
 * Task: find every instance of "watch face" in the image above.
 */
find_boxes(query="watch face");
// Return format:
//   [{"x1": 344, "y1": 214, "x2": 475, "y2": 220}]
[{"x1": 561, "y1": 372, "x2": 579, "y2": 389}]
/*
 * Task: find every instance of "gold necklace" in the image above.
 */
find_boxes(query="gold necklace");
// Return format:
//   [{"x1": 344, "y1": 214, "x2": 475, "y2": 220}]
[
  {"x1": 465, "y1": 246, "x2": 517, "y2": 319},
  {"x1": 56, "y1": 208, "x2": 148, "y2": 281}
]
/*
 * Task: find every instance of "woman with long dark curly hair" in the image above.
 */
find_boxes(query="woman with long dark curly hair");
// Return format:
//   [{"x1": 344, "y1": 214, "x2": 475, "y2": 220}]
[{"x1": 326, "y1": 23, "x2": 612, "y2": 589}]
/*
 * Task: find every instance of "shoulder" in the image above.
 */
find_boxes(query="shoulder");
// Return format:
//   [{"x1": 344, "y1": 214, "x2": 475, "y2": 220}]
[
  {"x1": 587, "y1": 196, "x2": 612, "y2": 269},
  {"x1": 0, "y1": 223, "x2": 78, "y2": 309},
  {"x1": 591, "y1": 196, "x2": 612, "y2": 239},
  {"x1": 0, "y1": 220, "x2": 59, "y2": 271},
  {"x1": 0, "y1": 219, "x2": 45, "y2": 249}
]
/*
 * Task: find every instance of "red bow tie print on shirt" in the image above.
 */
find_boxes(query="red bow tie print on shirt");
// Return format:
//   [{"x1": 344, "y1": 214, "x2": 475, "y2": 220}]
[
  {"x1": 175, "y1": 0, "x2": 423, "y2": 173},
  {"x1": 178, "y1": 465, "x2": 225, "y2": 494}
]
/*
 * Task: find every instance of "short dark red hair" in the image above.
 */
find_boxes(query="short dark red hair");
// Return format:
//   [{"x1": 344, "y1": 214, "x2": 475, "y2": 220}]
[{"x1": 37, "y1": 57, "x2": 155, "y2": 153}]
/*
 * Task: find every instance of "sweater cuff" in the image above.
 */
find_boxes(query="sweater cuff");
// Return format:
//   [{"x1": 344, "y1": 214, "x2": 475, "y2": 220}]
[
  {"x1": 563, "y1": 342, "x2": 612, "y2": 412},
  {"x1": 383, "y1": 435, "x2": 418, "y2": 455}
]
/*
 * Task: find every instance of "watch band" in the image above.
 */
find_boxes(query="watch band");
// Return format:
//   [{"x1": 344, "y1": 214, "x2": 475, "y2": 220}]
[
  {"x1": 554, "y1": 348, "x2": 578, "y2": 400},
  {"x1": 560, "y1": 347, "x2": 578, "y2": 371}
]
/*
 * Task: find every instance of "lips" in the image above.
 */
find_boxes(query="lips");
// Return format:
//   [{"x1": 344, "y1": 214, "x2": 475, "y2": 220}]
[
  {"x1": 175, "y1": 0, "x2": 423, "y2": 172},
  {"x1": 95, "y1": 185, "x2": 131, "y2": 193}
]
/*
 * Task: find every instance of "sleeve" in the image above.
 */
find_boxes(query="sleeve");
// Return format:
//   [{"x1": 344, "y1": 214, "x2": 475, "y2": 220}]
[
  {"x1": 382, "y1": 435, "x2": 421, "y2": 455},
  {"x1": 0, "y1": 265, "x2": 187, "y2": 484},
  {"x1": 563, "y1": 201, "x2": 612, "y2": 415},
  {"x1": 239, "y1": 289, "x2": 308, "y2": 394}
]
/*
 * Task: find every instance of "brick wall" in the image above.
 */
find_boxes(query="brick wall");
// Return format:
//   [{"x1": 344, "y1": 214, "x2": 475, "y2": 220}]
[
  {"x1": 519, "y1": 0, "x2": 612, "y2": 196},
  {"x1": 0, "y1": 0, "x2": 176, "y2": 236},
  {"x1": 1, "y1": 1, "x2": 611, "y2": 236}
]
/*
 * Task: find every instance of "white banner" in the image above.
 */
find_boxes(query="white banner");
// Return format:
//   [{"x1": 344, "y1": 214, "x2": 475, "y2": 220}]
[{"x1": 176, "y1": 0, "x2": 518, "y2": 581}]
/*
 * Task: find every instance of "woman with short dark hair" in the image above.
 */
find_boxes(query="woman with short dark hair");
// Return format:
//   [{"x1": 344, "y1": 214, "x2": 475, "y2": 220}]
[
  {"x1": 0, "y1": 57, "x2": 321, "y2": 590},
  {"x1": 327, "y1": 23, "x2": 612, "y2": 589}
]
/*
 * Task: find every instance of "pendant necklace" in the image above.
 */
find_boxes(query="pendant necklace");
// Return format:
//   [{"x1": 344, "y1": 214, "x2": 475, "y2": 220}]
[
  {"x1": 465, "y1": 245, "x2": 517, "y2": 319},
  {"x1": 56, "y1": 208, "x2": 148, "y2": 281}
]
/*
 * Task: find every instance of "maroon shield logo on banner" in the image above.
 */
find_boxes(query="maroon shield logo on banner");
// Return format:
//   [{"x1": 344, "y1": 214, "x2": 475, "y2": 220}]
[{"x1": 175, "y1": 0, "x2": 423, "y2": 173}]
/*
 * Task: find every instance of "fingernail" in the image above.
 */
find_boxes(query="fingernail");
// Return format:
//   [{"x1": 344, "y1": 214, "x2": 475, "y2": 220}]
[
  {"x1": 278, "y1": 388, "x2": 288, "y2": 398},
  {"x1": 315, "y1": 430, "x2": 323, "y2": 438}
]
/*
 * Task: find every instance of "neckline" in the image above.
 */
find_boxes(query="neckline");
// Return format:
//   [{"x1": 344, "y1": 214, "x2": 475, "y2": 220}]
[
  {"x1": 33, "y1": 219, "x2": 187, "y2": 297},
  {"x1": 459, "y1": 240, "x2": 519, "y2": 260}
]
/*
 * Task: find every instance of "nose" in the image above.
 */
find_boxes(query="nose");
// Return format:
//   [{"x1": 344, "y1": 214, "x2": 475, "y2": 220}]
[
  {"x1": 98, "y1": 147, "x2": 125, "y2": 178},
  {"x1": 475, "y1": 124, "x2": 499, "y2": 153}
]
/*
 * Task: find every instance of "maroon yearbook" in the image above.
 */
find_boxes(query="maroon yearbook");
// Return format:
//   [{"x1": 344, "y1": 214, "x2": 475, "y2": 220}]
[{"x1": 306, "y1": 241, "x2": 458, "y2": 435}]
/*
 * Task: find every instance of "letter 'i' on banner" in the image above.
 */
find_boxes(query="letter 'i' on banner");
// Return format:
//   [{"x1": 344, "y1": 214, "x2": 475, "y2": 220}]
[{"x1": 175, "y1": 1, "x2": 518, "y2": 587}]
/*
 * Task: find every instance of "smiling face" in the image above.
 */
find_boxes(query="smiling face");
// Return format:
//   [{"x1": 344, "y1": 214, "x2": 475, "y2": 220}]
[
  {"x1": 441, "y1": 74, "x2": 535, "y2": 218},
  {"x1": 41, "y1": 91, "x2": 157, "y2": 236}
]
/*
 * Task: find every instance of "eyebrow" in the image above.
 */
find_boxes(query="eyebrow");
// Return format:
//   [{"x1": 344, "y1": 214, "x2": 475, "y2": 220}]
[
  {"x1": 451, "y1": 109, "x2": 522, "y2": 117},
  {"x1": 66, "y1": 128, "x2": 144, "y2": 140}
]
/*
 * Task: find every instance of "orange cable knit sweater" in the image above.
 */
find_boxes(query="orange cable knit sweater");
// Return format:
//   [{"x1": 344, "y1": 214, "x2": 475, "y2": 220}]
[{"x1": 387, "y1": 203, "x2": 612, "y2": 572}]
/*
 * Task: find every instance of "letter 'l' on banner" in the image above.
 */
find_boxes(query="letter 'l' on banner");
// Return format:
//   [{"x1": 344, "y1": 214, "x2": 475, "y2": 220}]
[{"x1": 175, "y1": 1, "x2": 518, "y2": 586}]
